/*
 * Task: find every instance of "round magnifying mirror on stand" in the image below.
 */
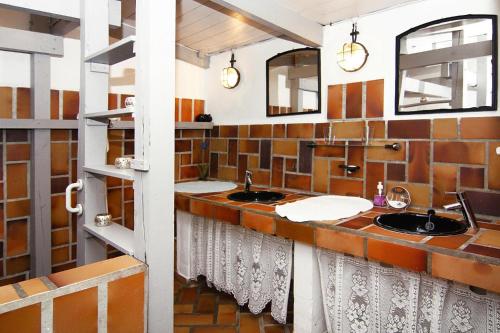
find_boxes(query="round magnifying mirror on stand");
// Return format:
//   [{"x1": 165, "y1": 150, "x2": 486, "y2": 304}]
[{"x1": 386, "y1": 186, "x2": 411, "y2": 210}]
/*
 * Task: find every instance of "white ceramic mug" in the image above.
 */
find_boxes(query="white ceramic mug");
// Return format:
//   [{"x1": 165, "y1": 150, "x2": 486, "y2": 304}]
[
  {"x1": 124, "y1": 96, "x2": 135, "y2": 109},
  {"x1": 115, "y1": 157, "x2": 132, "y2": 169},
  {"x1": 95, "y1": 213, "x2": 112, "y2": 227}
]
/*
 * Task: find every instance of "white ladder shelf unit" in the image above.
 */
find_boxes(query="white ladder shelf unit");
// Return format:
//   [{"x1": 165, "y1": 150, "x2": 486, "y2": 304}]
[
  {"x1": 77, "y1": 0, "x2": 175, "y2": 331},
  {"x1": 78, "y1": 35, "x2": 137, "y2": 260}
]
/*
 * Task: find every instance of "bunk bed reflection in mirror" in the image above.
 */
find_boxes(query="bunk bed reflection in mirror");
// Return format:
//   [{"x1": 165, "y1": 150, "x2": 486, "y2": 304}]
[
  {"x1": 396, "y1": 15, "x2": 497, "y2": 115},
  {"x1": 266, "y1": 48, "x2": 321, "y2": 117}
]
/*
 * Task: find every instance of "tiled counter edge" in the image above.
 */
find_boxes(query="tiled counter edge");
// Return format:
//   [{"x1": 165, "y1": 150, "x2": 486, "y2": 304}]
[
  {"x1": 0, "y1": 255, "x2": 147, "y2": 332},
  {"x1": 176, "y1": 192, "x2": 500, "y2": 294}
]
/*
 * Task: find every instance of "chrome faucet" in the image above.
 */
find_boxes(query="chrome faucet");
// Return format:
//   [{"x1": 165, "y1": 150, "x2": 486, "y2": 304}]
[
  {"x1": 244, "y1": 170, "x2": 253, "y2": 192},
  {"x1": 443, "y1": 191, "x2": 479, "y2": 233}
]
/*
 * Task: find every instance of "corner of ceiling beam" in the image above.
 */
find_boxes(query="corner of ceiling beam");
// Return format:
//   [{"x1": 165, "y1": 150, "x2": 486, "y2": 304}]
[
  {"x1": 176, "y1": 44, "x2": 210, "y2": 69},
  {"x1": 203, "y1": 0, "x2": 323, "y2": 47}
]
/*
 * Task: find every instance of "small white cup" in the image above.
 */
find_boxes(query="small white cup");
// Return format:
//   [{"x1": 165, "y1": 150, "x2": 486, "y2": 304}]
[
  {"x1": 95, "y1": 213, "x2": 112, "y2": 227},
  {"x1": 115, "y1": 157, "x2": 132, "y2": 169},
  {"x1": 124, "y1": 96, "x2": 135, "y2": 110}
]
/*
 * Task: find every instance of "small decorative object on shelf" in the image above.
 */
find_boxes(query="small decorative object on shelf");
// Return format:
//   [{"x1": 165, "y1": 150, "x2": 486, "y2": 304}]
[
  {"x1": 124, "y1": 96, "x2": 135, "y2": 110},
  {"x1": 197, "y1": 164, "x2": 209, "y2": 180},
  {"x1": 323, "y1": 123, "x2": 335, "y2": 144},
  {"x1": 95, "y1": 213, "x2": 112, "y2": 227},
  {"x1": 115, "y1": 156, "x2": 132, "y2": 169},
  {"x1": 386, "y1": 186, "x2": 411, "y2": 210},
  {"x1": 196, "y1": 113, "x2": 212, "y2": 122}
]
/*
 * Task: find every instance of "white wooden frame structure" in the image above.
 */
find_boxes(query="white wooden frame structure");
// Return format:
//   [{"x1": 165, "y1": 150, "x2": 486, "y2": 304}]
[
  {"x1": 0, "y1": 25, "x2": 65, "y2": 278},
  {"x1": 0, "y1": 1, "x2": 324, "y2": 331},
  {"x1": 75, "y1": 0, "x2": 175, "y2": 331}
]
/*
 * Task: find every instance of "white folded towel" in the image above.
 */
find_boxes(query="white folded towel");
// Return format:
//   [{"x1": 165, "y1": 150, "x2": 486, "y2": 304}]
[{"x1": 275, "y1": 195, "x2": 373, "y2": 223}]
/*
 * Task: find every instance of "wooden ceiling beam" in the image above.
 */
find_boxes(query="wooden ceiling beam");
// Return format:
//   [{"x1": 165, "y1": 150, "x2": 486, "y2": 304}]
[
  {"x1": 200, "y1": 0, "x2": 323, "y2": 47},
  {"x1": 176, "y1": 44, "x2": 210, "y2": 69}
]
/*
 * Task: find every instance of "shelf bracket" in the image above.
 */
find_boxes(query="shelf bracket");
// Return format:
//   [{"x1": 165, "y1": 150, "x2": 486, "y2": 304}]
[
  {"x1": 85, "y1": 118, "x2": 109, "y2": 126},
  {"x1": 89, "y1": 63, "x2": 110, "y2": 73},
  {"x1": 307, "y1": 141, "x2": 402, "y2": 151},
  {"x1": 131, "y1": 159, "x2": 150, "y2": 171}
]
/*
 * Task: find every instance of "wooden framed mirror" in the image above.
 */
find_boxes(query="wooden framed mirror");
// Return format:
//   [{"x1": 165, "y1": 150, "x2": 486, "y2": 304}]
[
  {"x1": 395, "y1": 14, "x2": 497, "y2": 115},
  {"x1": 266, "y1": 48, "x2": 321, "y2": 117}
]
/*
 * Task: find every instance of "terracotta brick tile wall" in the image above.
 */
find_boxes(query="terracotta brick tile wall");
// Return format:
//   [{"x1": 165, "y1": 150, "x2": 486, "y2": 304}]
[
  {"x1": 1, "y1": 88, "x2": 208, "y2": 282},
  {"x1": 0, "y1": 129, "x2": 31, "y2": 285},
  {"x1": 176, "y1": 98, "x2": 205, "y2": 122},
  {"x1": 175, "y1": 128, "x2": 210, "y2": 181},
  {"x1": 50, "y1": 129, "x2": 78, "y2": 273},
  {"x1": 208, "y1": 80, "x2": 500, "y2": 220}
]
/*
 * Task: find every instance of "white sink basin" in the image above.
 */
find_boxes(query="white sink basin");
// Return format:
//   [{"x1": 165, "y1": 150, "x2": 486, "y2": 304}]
[
  {"x1": 174, "y1": 180, "x2": 237, "y2": 194},
  {"x1": 275, "y1": 195, "x2": 373, "y2": 223}
]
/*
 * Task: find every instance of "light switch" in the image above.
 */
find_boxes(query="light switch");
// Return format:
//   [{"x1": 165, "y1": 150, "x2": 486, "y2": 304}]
[{"x1": 496, "y1": 146, "x2": 500, "y2": 155}]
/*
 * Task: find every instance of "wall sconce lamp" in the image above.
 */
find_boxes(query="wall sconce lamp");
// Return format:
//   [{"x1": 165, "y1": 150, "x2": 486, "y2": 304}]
[
  {"x1": 221, "y1": 52, "x2": 240, "y2": 89},
  {"x1": 336, "y1": 23, "x2": 369, "y2": 72}
]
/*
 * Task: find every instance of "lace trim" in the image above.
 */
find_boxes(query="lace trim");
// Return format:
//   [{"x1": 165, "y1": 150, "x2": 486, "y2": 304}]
[
  {"x1": 185, "y1": 217, "x2": 293, "y2": 324},
  {"x1": 317, "y1": 249, "x2": 500, "y2": 333}
]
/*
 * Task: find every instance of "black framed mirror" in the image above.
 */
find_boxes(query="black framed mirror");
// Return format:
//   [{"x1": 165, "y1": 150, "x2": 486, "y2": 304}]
[
  {"x1": 266, "y1": 48, "x2": 321, "y2": 117},
  {"x1": 395, "y1": 14, "x2": 497, "y2": 115}
]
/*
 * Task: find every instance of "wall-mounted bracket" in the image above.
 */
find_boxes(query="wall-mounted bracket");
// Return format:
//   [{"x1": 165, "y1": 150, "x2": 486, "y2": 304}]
[
  {"x1": 307, "y1": 141, "x2": 401, "y2": 151},
  {"x1": 85, "y1": 119, "x2": 109, "y2": 126},
  {"x1": 131, "y1": 159, "x2": 150, "y2": 171},
  {"x1": 90, "y1": 63, "x2": 110, "y2": 74}
]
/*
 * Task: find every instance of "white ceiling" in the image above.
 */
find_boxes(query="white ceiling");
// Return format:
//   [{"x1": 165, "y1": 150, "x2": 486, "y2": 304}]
[
  {"x1": 273, "y1": 0, "x2": 421, "y2": 25},
  {"x1": 175, "y1": 0, "x2": 276, "y2": 55},
  {"x1": 0, "y1": 0, "x2": 424, "y2": 61},
  {"x1": 172, "y1": 0, "x2": 424, "y2": 55}
]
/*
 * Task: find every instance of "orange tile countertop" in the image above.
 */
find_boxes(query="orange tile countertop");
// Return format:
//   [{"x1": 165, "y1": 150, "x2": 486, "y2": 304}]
[{"x1": 175, "y1": 186, "x2": 500, "y2": 293}]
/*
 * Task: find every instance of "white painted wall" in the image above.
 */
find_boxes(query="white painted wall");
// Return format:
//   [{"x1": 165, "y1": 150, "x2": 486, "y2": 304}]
[
  {"x1": 205, "y1": 38, "x2": 325, "y2": 125},
  {"x1": 0, "y1": 36, "x2": 206, "y2": 99},
  {"x1": 1, "y1": 0, "x2": 498, "y2": 117},
  {"x1": 205, "y1": 0, "x2": 500, "y2": 125}
]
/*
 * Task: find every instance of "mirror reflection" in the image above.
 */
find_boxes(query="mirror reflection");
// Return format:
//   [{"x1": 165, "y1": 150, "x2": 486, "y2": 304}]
[
  {"x1": 396, "y1": 15, "x2": 497, "y2": 114},
  {"x1": 266, "y1": 48, "x2": 321, "y2": 117}
]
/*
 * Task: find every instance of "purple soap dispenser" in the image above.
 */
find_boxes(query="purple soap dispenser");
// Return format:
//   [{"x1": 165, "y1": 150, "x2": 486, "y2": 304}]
[{"x1": 374, "y1": 181, "x2": 386, "y2": 207}]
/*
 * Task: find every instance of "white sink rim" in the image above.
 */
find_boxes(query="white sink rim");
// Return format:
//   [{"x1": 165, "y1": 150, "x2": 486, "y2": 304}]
[{"x1": 174, "y1": 180, "x2": 237, "y2": 194}]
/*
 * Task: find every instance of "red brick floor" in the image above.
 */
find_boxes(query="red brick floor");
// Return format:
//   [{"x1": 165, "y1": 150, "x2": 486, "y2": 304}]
[{"x1": 174, "y1": 274, "x2": 293, "y2": 333}]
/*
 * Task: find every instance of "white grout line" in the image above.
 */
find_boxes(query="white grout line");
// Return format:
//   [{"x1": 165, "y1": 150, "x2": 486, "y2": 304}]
[
  {"x1": 361, "y1": 81, "x2": 367, "y2": 119},
  {"x1": 97, "y1": 283, "x2": 108, "y2": 333},
  {"x1": 40, "y1": 276, "x2": 58, "y2": 290},
  {"x1": 41, "y1": 299, "x2": 53, "y2": 333},
  {"x1": 58, "y1": 90, "x2": 63, "y2": 120},
  {"x1": 341, "y1": 84, "x2": 347, "y2": 119},
  {"x1": 12, "y1": 87, "x2": 17, "y2": 119}
]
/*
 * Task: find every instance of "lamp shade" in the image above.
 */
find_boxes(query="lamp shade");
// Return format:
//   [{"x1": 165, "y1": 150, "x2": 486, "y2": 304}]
[
  {"x1": 221, "y1": 66, "x2": 240, "y2": 89},
  {"x1": 336, "y1": 23, "x2": 369, "y2": 72},
  {"x1": 221, "y1": 52, "x2": 240, "y2": 89},
  {"x1": 337, "y1": 42, "x2": 368, "y2": 72}
]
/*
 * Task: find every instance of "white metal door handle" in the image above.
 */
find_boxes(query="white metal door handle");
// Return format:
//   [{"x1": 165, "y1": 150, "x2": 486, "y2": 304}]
[{"x1": 65, "y1": 179, "x2": 83, "y2": 215}]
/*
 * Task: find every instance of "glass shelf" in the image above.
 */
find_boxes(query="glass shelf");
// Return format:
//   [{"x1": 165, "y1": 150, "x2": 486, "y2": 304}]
[{"x1": 307, "y1": 141, "x2": 401, "y2": 151}]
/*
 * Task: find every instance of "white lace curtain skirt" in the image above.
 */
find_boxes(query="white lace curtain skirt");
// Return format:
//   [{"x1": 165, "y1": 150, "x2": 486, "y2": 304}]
[
  {"x1": 317, "y1": 249, "x2": 500, "y2": 333},
  {"x1": 176, "y1": 211, "x2": 293, "y2": 324}
]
